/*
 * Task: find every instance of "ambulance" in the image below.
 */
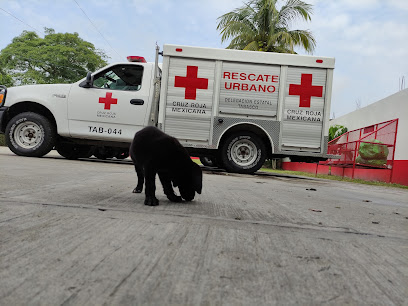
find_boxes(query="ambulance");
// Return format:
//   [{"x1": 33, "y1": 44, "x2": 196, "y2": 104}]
[{"x1": 0, "y1": 44, "x2": 335, "y2": 174}]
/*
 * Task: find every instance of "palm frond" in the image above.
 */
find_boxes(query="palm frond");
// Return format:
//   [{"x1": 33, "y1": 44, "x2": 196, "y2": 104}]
[
  {"x1": 217, "y1": 5, "x2": 257, "y2": 43},
  {"x1": 286, "y1": 29, "x2": 316, "y2": 53},
  {"x1": 217, "y1": 0, "x2": 316, "y2": 54},
  {"x1": 277, "y1": 0, "x2": 313, "y2": 28},
  {"x1": 243, "y1": 41, "x2": 260, "y2": 51}
]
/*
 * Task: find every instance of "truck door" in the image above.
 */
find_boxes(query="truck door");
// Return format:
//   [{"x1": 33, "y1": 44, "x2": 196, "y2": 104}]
[
  {"x1": 281, "y1": 67, "x2": 327, "y2": 152},
  {"x1": 67, "y1": 63, "x2": 152, "y2": 142},
  {"x1": 162, "y1": 57, "x2": 216, "y2": 145}
]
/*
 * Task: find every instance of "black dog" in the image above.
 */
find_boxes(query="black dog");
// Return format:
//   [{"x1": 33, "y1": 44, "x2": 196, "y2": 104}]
[{"x1": 130, "y1": 126, "x2": 202, "y2": 206}]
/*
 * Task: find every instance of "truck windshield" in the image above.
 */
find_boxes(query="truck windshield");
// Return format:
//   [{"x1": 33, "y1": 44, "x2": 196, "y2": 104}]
[{"x1": 93, "y1": 64, "x2": 144, "y2": 91}]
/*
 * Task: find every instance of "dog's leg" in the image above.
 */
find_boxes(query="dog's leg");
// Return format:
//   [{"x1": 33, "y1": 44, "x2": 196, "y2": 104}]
[
  {"x1": 158, "y1": 171, "x2": 182, "y2": 202},
  {"x1": 132, "y1": 164, "x2": 144, "y2": 193},
  {"x1": 144, "y1": 163, "x2": 159, "y2": 206}
]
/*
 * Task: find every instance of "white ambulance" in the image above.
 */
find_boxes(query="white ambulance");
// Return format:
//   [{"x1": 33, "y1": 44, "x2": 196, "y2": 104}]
[{"x1": 0, "y1": 44, "x2": 335, "y2": 174}]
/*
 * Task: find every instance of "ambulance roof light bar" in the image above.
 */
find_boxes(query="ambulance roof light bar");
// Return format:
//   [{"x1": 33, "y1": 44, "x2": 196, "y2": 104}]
[{"x1": 127, "y1": 56, "x2": 147, "y2": 63}]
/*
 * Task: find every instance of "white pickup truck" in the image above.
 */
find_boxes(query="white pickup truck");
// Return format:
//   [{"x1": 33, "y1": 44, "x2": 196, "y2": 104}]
[{"x1": 0, "y1": 44, "x2": 335, "y2": 173}]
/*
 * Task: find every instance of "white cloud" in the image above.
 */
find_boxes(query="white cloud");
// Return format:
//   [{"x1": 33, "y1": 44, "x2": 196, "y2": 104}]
[
  {"x1": 389, "y1": 0, "x2": 408, "y2": 10},
  {"x1": 1, "y1": 0, "x2": 407, "y2": 117},
  {"x1": 337, "y1": 0, "x2": 380, "y2": 9}
]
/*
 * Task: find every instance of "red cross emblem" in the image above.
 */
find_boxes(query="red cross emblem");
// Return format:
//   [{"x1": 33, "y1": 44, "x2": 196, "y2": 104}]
[
  {"x1": 174, "y1": 66, "x2": 208, "y2": 100},
  {"x1": 99, "y1": 92, "x2": 117, "y2": 110},
  {"x1": 289, "y1": 74, "x2": 323, "y2": 108}
]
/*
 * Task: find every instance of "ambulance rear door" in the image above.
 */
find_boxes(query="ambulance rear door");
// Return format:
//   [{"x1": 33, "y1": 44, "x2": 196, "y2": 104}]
[
  {"x1": 280, "y1": 66, "x2": 330, "y2": 153},
  {"x1": 160, "y1": 56, "x2": 216, "y2": 146}
]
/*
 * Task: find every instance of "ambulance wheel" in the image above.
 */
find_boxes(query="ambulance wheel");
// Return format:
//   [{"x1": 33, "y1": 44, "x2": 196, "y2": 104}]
[
  {"x1": 56, "y1": 142, "x2": 94, "y2": 160},
  {"x1": 221, "y1": 132, "x2": 266, "y2": 174},
  {"x1": 5, "y1": 112, "x2": 56, "y2": 157}
]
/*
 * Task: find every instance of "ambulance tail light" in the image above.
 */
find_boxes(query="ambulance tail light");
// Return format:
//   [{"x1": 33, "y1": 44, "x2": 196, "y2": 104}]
[
  {"x1": 316, "y1": 59, "x2": 323, "y2": 63},
  {"x1": 0, "y1": 85, "x2": 7, "y2": 107},
  {"x1": 127, "y1": 56, "x2": 147, "y2": 63},
  {"x1": 176, "y1": 48, "x2": 183, "y2": 52}
]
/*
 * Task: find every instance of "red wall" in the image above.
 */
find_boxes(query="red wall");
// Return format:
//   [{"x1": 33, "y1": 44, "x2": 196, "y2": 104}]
[
  {"x1": 391, "y1": 160, "x2": 408, "y2": 185},
  {"x1": 282, "y1": 160, "x2": 408, "y2": 186},
  {"x1": 282, "y1": 162, "x2": 317, "y2": 173}
]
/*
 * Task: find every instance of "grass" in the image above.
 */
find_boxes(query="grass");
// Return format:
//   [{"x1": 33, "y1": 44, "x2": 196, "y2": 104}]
[
  {"x1": 259, "y1": 167, "x2": 408, "y2": 189},
  {"x1": 0, "y1": 144, "x2": 404, "y2": 189},
  {"x1": 193, "y1": 158, "x2": 407, "y2": 189}
]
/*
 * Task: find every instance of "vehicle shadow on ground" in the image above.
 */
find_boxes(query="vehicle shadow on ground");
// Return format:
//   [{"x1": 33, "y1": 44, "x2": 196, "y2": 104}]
[{"x1": 46, "y1": 153, "x2": 316, "y2": 182}]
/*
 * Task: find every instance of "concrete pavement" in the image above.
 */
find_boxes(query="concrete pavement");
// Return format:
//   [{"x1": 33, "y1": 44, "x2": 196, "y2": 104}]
[{"x1": 0, "y1": 147, "x2": 407, "y2": 305}]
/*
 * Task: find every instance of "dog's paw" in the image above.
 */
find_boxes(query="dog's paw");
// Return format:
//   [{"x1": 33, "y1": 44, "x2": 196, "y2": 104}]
[
  {"x1": 144, "y1": 196, "x2": 159, "y2": 206},
  {"x1": 167, "y1": 193, "x2": 183, "y2": 202},
  {"x1": 133, "y1": 186, "x2": 143, "y2": 193}
]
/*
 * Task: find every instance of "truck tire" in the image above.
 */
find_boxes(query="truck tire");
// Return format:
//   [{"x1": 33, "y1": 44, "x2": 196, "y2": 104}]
[
  {"x1": 220, "y1": 132, "x2": 266, "y2": 174},
  {"x1": 5, "y1": 112, "x2": 57, "y2": 157},
  {"x1": 56, "y1": 142, "x2": 94, "y2": 160}
]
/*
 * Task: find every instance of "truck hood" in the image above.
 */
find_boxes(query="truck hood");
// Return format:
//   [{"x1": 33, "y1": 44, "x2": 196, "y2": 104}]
[{"x1": 6, "y1": 84, "x2": 72, "y2": 106}]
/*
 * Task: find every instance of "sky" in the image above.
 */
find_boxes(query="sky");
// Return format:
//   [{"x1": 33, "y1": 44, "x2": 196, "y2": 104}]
[{"x1": 1, "y1": 0, "x2": 407, "y2": 118}]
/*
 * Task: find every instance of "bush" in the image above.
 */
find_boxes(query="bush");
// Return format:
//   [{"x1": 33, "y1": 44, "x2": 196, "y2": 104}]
[
  {"x1": 356, "y1": 140, "x2": 389, "y2": 167},
  {"x1": 0, "y1": 134, "x2": 5, "y2": 146},
  {"x1": 359, "y1": 139, "x2": 389, "y2": 160},
  {"x1": 329, "y1": 125, "x2": 348, "y2": 142},
  {"x1": 263, "y1": 159, "x2": 282, "y2": 169},
  {"x1": 355, "y1": 156, "x2": 387, "y2": 167}
]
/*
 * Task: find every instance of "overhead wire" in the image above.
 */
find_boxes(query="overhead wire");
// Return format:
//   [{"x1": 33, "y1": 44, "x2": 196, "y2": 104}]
[
  {"x1": 72, "y1": 0, "x2": 124, "y2": 61},
  {"x1": 0, "y1": 4, "x2": 115, "y2": 82},
  {"x1": 0, "y1": 7, "x2": 41, "y2": 33},
  {"x1": 0, "y1": 7, "x2": 104, "y2": 74}
]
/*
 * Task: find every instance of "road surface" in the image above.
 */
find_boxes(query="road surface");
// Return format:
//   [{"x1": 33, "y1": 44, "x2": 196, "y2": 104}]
[{"x1": 0, "y1": 147, "x2": 407, "y2": 305}]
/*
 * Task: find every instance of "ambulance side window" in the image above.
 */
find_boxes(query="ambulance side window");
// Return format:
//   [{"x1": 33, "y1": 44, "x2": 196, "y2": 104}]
[{"x1": 93, "y1": 64, "x2": 144, "y2": 91}]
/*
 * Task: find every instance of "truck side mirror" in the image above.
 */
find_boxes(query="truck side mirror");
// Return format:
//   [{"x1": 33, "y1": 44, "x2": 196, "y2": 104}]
[{"x1": 80, "y1": 72, "x2": 94, "y2": 88}]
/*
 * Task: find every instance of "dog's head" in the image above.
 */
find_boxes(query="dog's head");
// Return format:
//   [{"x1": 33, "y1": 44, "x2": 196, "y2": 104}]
[{"x1": 173, "y1": 162, "x2": 202, "y2": 201}]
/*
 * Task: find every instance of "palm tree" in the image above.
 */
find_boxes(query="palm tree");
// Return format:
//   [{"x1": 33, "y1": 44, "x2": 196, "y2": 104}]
[{"x1": 217, "y1": 0, "x2": 316, "y2": 54}]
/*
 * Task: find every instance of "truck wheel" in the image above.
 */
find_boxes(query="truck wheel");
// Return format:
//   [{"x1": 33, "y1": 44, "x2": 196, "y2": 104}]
[
  {"x1": 56, "y1": 142, "x2": 94, "y2": 160},
  {"x1": 221, "y1": 132, "x2": 266, "y2": 174},
  {"x1": 5, "y1": 112, "x2": 56, "y2": 157}
]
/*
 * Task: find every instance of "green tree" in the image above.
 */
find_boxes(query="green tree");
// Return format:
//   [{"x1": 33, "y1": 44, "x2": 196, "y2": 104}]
[
  {"x1": 217, "y1": 0, "x2": 316, "y2": 54},
  {"x1": 0, "y1": 28, "x2": 108, "y2": 85},
  {"x1": 0, "y1": 68, "x2": 14, "y2": 87},
  {"x1": 329, "y1": 125, "x2": 348, "y2": 142}
]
